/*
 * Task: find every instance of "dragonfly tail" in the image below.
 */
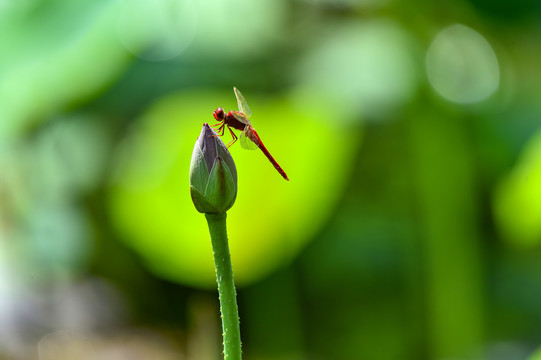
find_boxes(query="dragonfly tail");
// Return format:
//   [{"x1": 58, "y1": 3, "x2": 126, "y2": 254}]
[{"x1": 250, "y1": 129, "x2": 289, "y2": 181}]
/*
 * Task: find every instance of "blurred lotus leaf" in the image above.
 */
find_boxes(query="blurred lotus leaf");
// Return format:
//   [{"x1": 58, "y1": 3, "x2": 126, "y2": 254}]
[
  {"x1": 108, "y1": 89, "x2": 360, "y2": 288},
  {"x1": 530, "y1": 346, "x2": 541, "y2": 360},
  {"x1": 494, "y1": 130, "x2": 541, "y2": 248},
  {"x1": 0, "y1": 1, "x2": 131, "y2": 138}
]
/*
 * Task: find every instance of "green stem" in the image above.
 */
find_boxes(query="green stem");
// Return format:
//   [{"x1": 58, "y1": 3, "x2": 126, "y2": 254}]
[{"x1": 205, "y1": 213, "x2": 242, "y2": 360}]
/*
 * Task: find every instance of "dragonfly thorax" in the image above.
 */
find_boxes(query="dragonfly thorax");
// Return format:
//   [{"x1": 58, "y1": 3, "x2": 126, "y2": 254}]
[{"x1": 225, "y1": 111, "x2": 250, "y2": 131}]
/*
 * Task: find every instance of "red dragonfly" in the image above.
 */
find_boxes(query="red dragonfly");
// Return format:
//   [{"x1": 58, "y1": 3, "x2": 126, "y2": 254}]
[{"x1": 212, "y1": 87, "x2": 289, "y2": 181}]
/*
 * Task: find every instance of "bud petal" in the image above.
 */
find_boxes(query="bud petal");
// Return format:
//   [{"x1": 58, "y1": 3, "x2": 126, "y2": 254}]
[
  {"x1": 204, "y1": 156, "x2": 237, "y2": 213},
  {"x1": 190, "y1": 185, "x2": 219, "y2": 213},
  {"x1": 189, "y1": 143, "x2": 210, "y2": 194}
]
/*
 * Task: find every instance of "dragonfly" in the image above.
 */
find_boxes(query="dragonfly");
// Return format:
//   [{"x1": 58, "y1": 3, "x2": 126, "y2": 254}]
[{"x1": 212, "y1": 87, "x2": 289, "y2": 181}]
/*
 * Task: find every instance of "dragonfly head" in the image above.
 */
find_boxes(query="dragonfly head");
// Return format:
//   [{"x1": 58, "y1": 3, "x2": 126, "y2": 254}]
[{"x1": 213, "y1": 107, "x2": 225, "y2": 121}]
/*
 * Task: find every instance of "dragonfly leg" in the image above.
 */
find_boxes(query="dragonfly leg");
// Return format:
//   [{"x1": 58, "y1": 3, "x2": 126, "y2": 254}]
[
  {"x1": 225, "y1": 126, "x2": 238, "y2": 148},
  {"x1": 210, "y1": 123, "x2": 225, "y2": 137}
]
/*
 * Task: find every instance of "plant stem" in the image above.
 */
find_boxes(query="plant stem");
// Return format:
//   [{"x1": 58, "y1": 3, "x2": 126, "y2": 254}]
[{"x1": 205, "y1": 213, "x2": 242, "y2": 360}]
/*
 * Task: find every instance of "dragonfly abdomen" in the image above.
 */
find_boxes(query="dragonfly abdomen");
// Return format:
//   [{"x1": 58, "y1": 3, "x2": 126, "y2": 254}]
[{"x1": 248, "y1": 127, "x2": 289, "y2": 181}]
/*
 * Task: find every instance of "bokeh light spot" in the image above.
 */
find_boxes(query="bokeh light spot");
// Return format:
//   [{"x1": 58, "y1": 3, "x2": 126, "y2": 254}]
[
  {"x1": 116, "y1": 0, "x2": 197, "y2": 61},
  {"x1": 185, "y1": 0, "x2": 286, "y2": 60},
  {"x1": 426, "y1": 24, "x2": 500, "y2": 104},
  {"x1": 295, "y1": 19, "x2": 419, "y2": 122},
  {"x1": 301, "y1": 0, "x2": 390, "y2": 9}
]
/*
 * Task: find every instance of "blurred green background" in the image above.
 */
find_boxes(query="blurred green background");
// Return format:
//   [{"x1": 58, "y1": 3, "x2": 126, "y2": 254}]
[{"x1": 1, "y1": 0, "x2": 541, "y2": 359}]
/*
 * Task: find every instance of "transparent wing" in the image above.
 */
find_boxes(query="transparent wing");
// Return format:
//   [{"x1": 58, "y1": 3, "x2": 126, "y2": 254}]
[
  {"x1": 232, "y1": 111, "x2": 251, "y2": 126},
  {"x1": 233, "y1": 87, "x2": 252, "y2": 117},
  {"x1": 240, "y1": 130, "x2": 259, "y2": 150}
]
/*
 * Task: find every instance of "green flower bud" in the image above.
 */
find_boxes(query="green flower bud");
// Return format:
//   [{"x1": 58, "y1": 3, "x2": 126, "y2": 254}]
[{"x1": 190, "y1": 123, "x2": 238, "y2": 213}]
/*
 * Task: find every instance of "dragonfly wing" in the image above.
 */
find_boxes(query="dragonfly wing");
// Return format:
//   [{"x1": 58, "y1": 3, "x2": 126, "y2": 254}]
[
  {"x1": 240, "y1": 130, "x2": 259, "y2": 150},
  {"x1": 233, "y1": 87, "x2": 252, "y2": 117},
  {"x1": 232, "y1": 111, "x2": 251, "y2": 126}
]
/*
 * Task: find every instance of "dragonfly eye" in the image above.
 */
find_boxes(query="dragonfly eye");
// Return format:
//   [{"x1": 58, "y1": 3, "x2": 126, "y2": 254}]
[{"x1": 213, "y1": 107, "x2": 225, "y2": 121}]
